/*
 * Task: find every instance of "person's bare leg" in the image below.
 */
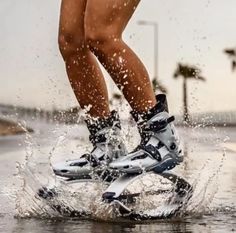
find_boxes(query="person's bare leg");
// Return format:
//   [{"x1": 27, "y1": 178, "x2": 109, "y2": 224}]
[
  {"x1": 59, "y1": 0, "x2": 110, "y2": 118},
  {"x1": 85, "y1": 0, "x2": 157, "y2": 113}
]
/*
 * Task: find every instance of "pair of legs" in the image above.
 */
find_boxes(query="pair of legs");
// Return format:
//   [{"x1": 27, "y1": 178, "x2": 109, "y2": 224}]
[
  {"x1": 54, "y1": 0, "x2": 184, "y2": 178},
  {"x1": 59, "y1": 0, "x2": 156, "y2": 118}
]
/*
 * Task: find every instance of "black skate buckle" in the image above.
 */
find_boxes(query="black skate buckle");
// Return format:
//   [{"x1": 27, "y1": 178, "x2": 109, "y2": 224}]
[
  {"x1": 149, "y1": 115, "x2": 175, "y2": 132},
  {"x1": 85, "y1": 154, "x2": 100, "y2": 167},
  {"x1": 167, "y1": 115, "x2": 175, "y2": 124},
  {"x1": 144, "y1": 144, "x2": 162, "y2": 161}
]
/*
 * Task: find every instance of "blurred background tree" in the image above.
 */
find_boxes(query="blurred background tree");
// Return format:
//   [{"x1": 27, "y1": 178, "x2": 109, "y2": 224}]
[
  {"x1": 110, "y1": 79, "x2": 167, "y2": 106},
  {"x1": 173, "y1": 63, "x2": 206, "y2": 122},
  {"x1": 224, "y1": 48, "x2": 236, "y2": 72},
  {"x1": 152, "y1": 78, "x2": 167, "y2": 94}
]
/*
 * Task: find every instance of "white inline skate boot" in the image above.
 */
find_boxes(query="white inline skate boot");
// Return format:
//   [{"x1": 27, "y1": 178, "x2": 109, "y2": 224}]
[
  {"x1": 53, "y1": 110, "x2": 127, "y2": 179},
  {"x1": 109, "y1": 94, "x2": 183, "y2": 174}
]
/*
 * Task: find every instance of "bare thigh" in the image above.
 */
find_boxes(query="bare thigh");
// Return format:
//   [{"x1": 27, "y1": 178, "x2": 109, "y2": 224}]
[
  {"x1": 59, "y1": 0, "x2": 87, "y2": 56},
  {"x1": 85, "y1": 0, "x2": 140, "y2": 39}
]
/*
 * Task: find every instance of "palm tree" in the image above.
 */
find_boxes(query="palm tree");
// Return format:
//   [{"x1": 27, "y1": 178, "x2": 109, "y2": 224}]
[
  {"x1": 173, "y1": 63, "x2": 206, "y2": 122},
  {"x1": 224, "y1": 48, "x2": 236, "y2": 71}
]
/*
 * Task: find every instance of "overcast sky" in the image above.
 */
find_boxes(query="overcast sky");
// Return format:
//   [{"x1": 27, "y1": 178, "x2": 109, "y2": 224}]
[{"x1": 1, "y1": 0, "x2": 236, "y2": 114}]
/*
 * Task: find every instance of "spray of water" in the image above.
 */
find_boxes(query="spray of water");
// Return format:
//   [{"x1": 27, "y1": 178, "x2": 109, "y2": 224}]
[{"x1": 14, "y1": 106, "x2": 229, "y2": 221}]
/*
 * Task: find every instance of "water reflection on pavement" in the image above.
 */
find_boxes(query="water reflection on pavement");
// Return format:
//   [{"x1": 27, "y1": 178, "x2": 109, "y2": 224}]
[{"x1": 0, "y1": 121, "x2": 236, "y2": 233}]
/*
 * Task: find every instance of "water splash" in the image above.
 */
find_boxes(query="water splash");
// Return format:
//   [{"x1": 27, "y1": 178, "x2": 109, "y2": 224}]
[{"x1": 14, "y1": 111, "x2": 230, "y2": 221}]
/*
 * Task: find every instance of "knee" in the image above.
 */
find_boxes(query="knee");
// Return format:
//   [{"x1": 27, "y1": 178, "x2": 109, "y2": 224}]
[
  {"x1": 58, "y1": 32, "x2": 86, "y2": 61},
  {"x1": 85, "y1": 27, "x2": 120, "y2": 54}
]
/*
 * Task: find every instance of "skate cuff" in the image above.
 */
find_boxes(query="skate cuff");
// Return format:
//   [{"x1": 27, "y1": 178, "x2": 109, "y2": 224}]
[{"x1": 85, "y1": 110, "x2": 121, "y2": 142}]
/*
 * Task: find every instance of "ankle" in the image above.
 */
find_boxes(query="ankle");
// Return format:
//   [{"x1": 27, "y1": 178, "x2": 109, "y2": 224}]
[{"x1": 131, "y1": 94, "x2": 169, "y2": 123}]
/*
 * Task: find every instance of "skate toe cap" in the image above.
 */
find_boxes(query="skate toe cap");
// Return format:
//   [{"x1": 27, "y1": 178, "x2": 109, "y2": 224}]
[{"x1": 52, "y1": 158, "x2": 91, "y2": 178}]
